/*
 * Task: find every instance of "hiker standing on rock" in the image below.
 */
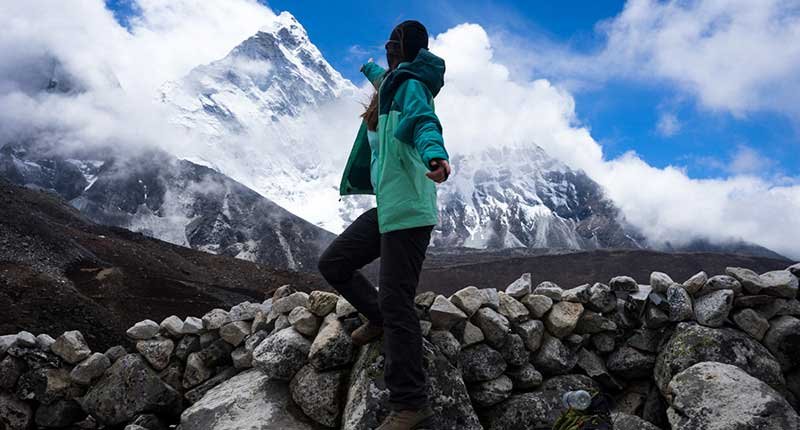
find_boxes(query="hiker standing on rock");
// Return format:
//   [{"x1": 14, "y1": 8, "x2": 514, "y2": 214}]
[{"x1": 317, "y1": 20, "x2": 450, "y2": 430}]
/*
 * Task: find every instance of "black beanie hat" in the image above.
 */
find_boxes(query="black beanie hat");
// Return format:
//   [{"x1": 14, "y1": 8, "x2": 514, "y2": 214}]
[{"x1": 387, "y1": 20, "x2": 429, "y2": 64}]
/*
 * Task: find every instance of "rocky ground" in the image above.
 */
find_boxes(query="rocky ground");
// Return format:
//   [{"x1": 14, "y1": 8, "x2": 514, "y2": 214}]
[{"x1": 2, "y1": 263, "x2": 799, "y2": 429}]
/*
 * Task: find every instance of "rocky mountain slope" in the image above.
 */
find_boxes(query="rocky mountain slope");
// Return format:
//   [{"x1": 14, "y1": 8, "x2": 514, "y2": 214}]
[
  {"x1": 0, "y1": 178, "x2": 325, "y2": 351},
  {"x1": 0, "y1": 142, "x2": 335, "y2": 271},
  {"x1": 2, "y1": 261, "x2": 799, "y2": 429}
]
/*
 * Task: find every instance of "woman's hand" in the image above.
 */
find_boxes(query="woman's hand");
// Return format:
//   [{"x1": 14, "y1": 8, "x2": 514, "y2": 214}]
[{"x1": 426, "y1": 159, "x2": 451, "y2": 183}]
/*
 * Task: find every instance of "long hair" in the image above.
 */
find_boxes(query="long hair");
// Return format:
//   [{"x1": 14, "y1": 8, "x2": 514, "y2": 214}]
[{"x1": 361, "y1": 27, "x2": 408, "y2": 131}]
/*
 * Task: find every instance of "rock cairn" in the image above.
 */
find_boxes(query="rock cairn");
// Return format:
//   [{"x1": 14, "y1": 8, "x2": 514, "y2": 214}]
[{"x1": 1, "y1": 265, "x2": 799, "y2": 430}]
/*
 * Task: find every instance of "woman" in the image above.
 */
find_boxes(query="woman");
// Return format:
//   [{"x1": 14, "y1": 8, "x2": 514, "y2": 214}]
[{"x1": 317, "y1": 20, "x2": 450, "y2": 430}]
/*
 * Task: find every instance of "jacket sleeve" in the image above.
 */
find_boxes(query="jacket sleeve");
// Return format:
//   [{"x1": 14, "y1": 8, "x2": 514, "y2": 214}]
[
  {"x1": 360, "y1": 62, "x2": 386, "y2": 90},
  {"x1": 393, "y1": 80, "x2": 449, "y2": 168}
]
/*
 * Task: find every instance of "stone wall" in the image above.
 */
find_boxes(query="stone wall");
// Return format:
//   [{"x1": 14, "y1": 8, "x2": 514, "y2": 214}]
[{"x1": 1, "y1": 262, "x2": 799, "y2": 429}]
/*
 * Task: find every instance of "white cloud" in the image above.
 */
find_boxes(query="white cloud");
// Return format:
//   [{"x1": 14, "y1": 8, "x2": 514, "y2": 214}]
[
  {"x1": 656, "y1": 112, "x2": 681, "y2": 137},
  {"x1": 428, "y1": 23, "x2": 800, "y2": 259}
]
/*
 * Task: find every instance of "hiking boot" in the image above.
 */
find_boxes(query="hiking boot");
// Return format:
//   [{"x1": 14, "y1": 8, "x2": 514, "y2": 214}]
[
  {"x1": 376, "y1": 407, "x2": 434, "y2": 430},
  {"x1": 351, "y1": 322, "x2": 383, "y2": 346}
]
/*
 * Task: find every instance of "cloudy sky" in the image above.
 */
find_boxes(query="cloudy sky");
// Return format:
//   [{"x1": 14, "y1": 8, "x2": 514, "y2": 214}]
[{"x1": 3, "y1": 0, "x2": 800, "y2": 258}]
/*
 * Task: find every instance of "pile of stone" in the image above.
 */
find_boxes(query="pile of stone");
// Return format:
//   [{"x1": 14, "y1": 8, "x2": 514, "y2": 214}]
[{"x1": 1, "y1": 262, "x2": 799, "y2": 430}]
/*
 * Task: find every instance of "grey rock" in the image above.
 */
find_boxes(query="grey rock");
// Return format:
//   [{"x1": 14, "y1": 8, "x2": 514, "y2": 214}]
[
  {"x1": 174, "y1": 335, "x2": 201, "y2": 361},
  {"x1": 591, "y1": 332, "x2": 616, "y2": 353},
  {"x1": 788, "y1": 262, "x2": 800, "y2": 277},
  {"x1": 158, "y1": 361, "x2": 184, "y2": 393},
  {"x1": 251, "y1": 309, "x2": 272, "y2": 333},
  {"x1": 229, "y1": 302, "x2": 259, "y2": 321},
  {"x1": 130, "y1": 413, "x2": 168, "y2": 430},
  {"x1": 182, "y1": 316, "x2": 204, "y2": 334},
  {"x1": 184, "y1": 353, "x2": 212, "y2": 389},
  {"x1": 483, "y1": 375, "x2": 599, "y2": 429},
  {"x1": 273, "y1": 292, "x2": 309, "y2": 314},
  {"x1": 654, "y1": 323, "x2": 785, "y2": 395},
  {"x1": 271, "y1": 314, "x2": 291, "y2": 334},
  {"x1": 201, "y1": 308, "x2": 230, "y2": 330},
  {"x1": 34, "y1": 399, "x2": 85, "y2": 428},
  {"x1": 15, "y1": 367, "x2": 79, "y2": 404},
  {"x1": 628, "y1": 328, "x2": 668, "y2": 353},
  {"x1": 136, "y1": 337, "x2": 175, "y2": 370},
  {"x1": 575, "y1": 310, "x2": 617, "y2": 334},
  {"x1": 469, "y1": 374, "x2": 513, "y2": 407},
  {"x1": 732, "y1": 308, "x2": 770, "y2": 340},
  {"x1": 761, "y1": 270, "x2": 799, "y2": 298},
  {"x1": 498, "y1": 291, "x2": 529, "y2": 322},
  {"x1": 342, "y1": 341, "x2": 481, "y2": 430},
  {"x1": 698, "y1": 275, "x2": 742, "y2": 297},
  {"x1": 500, "y1": 333, "x2": 529, "y2": 366},
  {"x1": 308, "y1": 315, "x2": 354, "y2": 371},
  {"x1": 472, "y1": 307, "x2": 510, "y2": 348},
  {"x1": 762, "y1": 315, "x2": 800, "y2": 371},
  {"x1": 682, "y1": 271, "x2": 708, "y2": 295},
  {"x1": 231, "y1": 346, "x2": 252, "y2": 369},
  {"x1": 694, "y1": 289, "x2": 734, "y2": 327},
  {"x1": 420, "y1": 320, "x2": 432, "y2": 337},
  {"x1": 561, "y1": 284, "x2": 591, "y2": 303},
  {"x1": 0, "y1": 355, "x2": 25, "y2": 389},
  {"x1": 83, "y1": 354, "x2": 180, "y2": 425},
  {"x1": 667, "y1": 284, "x2": 694, "y2": 322},
  {"x1": 180, "y1": 369, "x2": 314, "y2": 430},
  {"x1": 577, "y1": 348, "x2": 622, "y2": 390},
  {"x1": 51, "y1": 330, "x2": 91, "y2": 364},
  {"x1": 160, "y1": 315, "x2": 185, "y2": 337},
  {"x1": 610, "y1": 413, "x2": 662, "y2": 430},
  {"x1": 667, "y1": 362, "x2": 799, "y2": 430},
  {"x1": 430, "y1": 330, "x2": 460, "y2": 362},
  {"x1": 70, "y1": 352, "x2": 111, "y2": 385},
  {"x1": 219, "y1": 321, "x2": 251, "y2": 346},
  {"x1": 184, "y1": 367, "x2": 239, "y2": 404},
  {"x1": 252, "y1": 327, "x2": 311, "y2": 381},
  {"x1": 414, "y1": 291, "x2": 437, "y2": 309},
  {"x1": 288, "y1": 307, "x2": 320, "y2": 337},
  {"x1": 726, "y1": 267, "x2": 766, "y2": 294},
  {"x1": 607, "y1": 346, "x2": 656, "y2": 379},
  {"x1": 480, "y1": 288, "x2": 501, "y2": 310},
  {"x1": 733, "y1": 294, "x2": 775, "y2": 308},
  {"x1": 520, "y1": 294, "x2": 553, "y2": 319},
  {"x1": 609, "y1": 276, "x2": 639, "y2": 293},
  {"x1": 273, "y1": 284, "x2": 296, "y2": 300},
  {"x1": 505, "y1": 273, "x2": 532, "y2": 298},
  {"x1": 461, "y1": 321, "x2": 485, "y2": 346},
  {"x1": 0, "y1": 392, "x2": 33, "y2": 430},
  {"x1": 104, "y1": 345, "x2": 127, "y2": 363},
  {"x1": 644, "y1": 302, "x2": 670, "y2": 328},
  {"x1": 532, "y1": 335, "x2": 577, "y2": 375},
  {"x1": 430, "y1": 295, "x2": 467, "y2": 329},
  {"x1": 459, "y1": 343, "x2": 507, "y2": 383},
  {"x1": 199, "y1": 330, "x2": 220, "y2": 347},
  {"x1": 650, "y1": 271, "x2": 674, "y2": 294},
  {"x1": 532, "y1": 281, "x2": 563, "y2": 301},
  {"x1": 35, "y1": 334, "x2": 55, "y2": 351},
  {"x1": 307, "y1": 291, "x2": 339, "y2": 317},
  {"x1": 587, "y1": 283, "x2": 616, "y2": 313},
  {"x1": 15, "y1": 331, "x2": 36, "y2": 348},
  {"x1": 450, "y1": 286, "x2": 483, "y2": 317},
  {"x1": 290, "y1": 364, "x2": 349, "y2": 427},
  {"x1": 244, "y1": 330, "x2": 269, "y2": 355},
  {"x1": 505, "y1": 362, "x2": 543, "y2": 390},
  {"x1": 335, "y1": 297, "x2": 358, "y2": 318},
  {"x1": 544, "y1": 301, "x2": 583, "y2": 338}
]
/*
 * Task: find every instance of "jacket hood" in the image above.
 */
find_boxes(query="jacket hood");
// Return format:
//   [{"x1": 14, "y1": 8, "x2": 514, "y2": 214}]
[{"x1": 393, "y1": 49, "x2": 445, "y2": 97}]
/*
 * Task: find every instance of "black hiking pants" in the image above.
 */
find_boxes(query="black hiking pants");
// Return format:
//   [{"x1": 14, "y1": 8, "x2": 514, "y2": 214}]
[{"x1": 317, "y1": 208, "x2": 432, "y2": 410}]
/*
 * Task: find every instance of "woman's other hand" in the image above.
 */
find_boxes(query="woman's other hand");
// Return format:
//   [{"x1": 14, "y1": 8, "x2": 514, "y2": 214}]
[{"x1": 426, "y1": 159, "x2": 451, "y2": 183}]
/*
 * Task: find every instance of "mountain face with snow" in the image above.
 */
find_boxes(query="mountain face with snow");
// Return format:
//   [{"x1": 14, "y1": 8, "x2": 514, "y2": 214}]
[{"x1": 0, "y1": 142, "x2": 334, "y2": 271}]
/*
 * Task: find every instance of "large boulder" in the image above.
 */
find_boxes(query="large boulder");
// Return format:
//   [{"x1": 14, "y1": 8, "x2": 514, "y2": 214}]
[
  {"x1": 726, "y1": 267, "x2": 765, "y2": 294},
  {"x1": 760, "y1": 270, "x2": 799, "y2": 298},
  {"x1": 544, "y1": 301, "x2": 583, "y2": 338},
  {"x1": 308, "y1": 315, "x2": 354, "y2": 371},
  {"x1": 693, "y1": 290, "x2": 733, "y2": 327},
  {"x1": 430, "y1": 295, "x2": 468, "y2": 329},
  {"x1": 450, "y1": 286, "x2": 484, "y2": 317},
  {"x1": 290, "y1": 364, "x2": 349, "y2": 428},
  {"x1": 51, "y1": 330, "x2": 91, "y2": 364},
  {"x1": 180, "y1": 369, "x2": 315, "y2": 429},
  {"x1": 667, "y1": 362, "x2": 800, "y2": 430},
  {"x1": 482, "y1": 375, "x2": 599, "y2": 430},
  {"x1": 762, "y1": 316, "x2": 800, "y2": 371},
  {"x1": 252, "y1": 328, "x2": 311, "y2": 381},
  {"x1": 0, "y1": 392, "x2": 33, "y2": 430},
  {"x1": 472, "y1": 308, "x2": 510, "y2": 348},
  {"x1": 459, "y1": 343, "x2": 507, "y2": 383},
  {"x1": 342, "y1": 341, "x2": 481, "y2": 430},
  {"x1": 82, "y1": 354, "x2": 181, "y2": 425},
  {"x1": 654, "y1": 323, "x2": 785, "y2": 395}
]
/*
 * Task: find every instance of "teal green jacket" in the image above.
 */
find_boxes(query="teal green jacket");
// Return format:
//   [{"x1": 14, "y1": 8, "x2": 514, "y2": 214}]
[{"x1": 339, "y1": 49, "x2": 449, "y2": 233}]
